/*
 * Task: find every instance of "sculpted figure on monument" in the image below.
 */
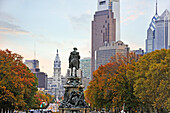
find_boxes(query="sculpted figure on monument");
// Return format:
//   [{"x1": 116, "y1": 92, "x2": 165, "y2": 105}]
[
  {"x1": 75, "y1": 88, "x2": 88, "y2": 108},
  {"x1": 59, "y1": 88, "x2": 69, "y2": 108},
  {"x1": 68, "y1": 90, "x2": 79, "y2": 107},
  {"x1": 63, "y1": 88, "x2": 69, "y2": 102},
  {"x1": 69, "y1": 47, "x2": 80, "y2": 77}
]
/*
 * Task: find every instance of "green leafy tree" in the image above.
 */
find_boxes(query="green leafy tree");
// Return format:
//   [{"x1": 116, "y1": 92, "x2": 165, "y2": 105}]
[{"x1": 134, "y1": 49, "x2": 170, "y2": 112}]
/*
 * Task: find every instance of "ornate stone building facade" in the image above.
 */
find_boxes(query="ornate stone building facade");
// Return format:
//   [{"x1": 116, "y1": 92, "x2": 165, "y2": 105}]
[{"x1": 48, "y1": 50, "x2": 66, "y2": 99}]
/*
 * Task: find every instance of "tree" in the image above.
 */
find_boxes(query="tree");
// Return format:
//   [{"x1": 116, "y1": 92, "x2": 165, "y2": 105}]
[
  {"x1": 114, "y1": 60, "x2": 140, "y2": 113},
  {"x1": 33, "y1": 91, "x2": 53, "y2": 109},
  {"x1": 85, "y1": 53, "x2": 140, "y2": 112},
  {"x1": 0, "y1": 49, "x2": 38, "y2": 112},
  {"x1": 134, "y1": 49, "x2": 170, "y2": 112}
]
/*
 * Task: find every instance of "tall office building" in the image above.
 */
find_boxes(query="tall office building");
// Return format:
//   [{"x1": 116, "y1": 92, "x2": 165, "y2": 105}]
[
  {"x1": 154, "y1": 9, "x2": 170, "y2": 50},
  {"x1": 95, "y1": 40, "x2": 129, "y2": 69},
  {"x1": 97, "y1": 0, "x2": 120, "y2": 40},
  {"x1": 91, "y1": 0, "x2": 116, "y2": 79},
  {"x1": 25, "y1": 60, "x2": 48, "y2": 91},
  {"x1": 80, "y1": 57, "x2": 91, "y2": 79},
  {"x1": 146, "y1": 0, "x2": 159, "y2": 53}
]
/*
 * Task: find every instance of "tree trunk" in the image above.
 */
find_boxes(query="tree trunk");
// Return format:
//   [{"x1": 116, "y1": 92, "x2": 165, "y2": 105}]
[
  {"x1": 5, "y1": 109, "x2": 7, "y2": 113},
  {"x1": 154, "y1": 107, "x2": 157, "y2": 113},
  {"x1": 130, "y1": 109, "x2": 132, "y2": 113},
  {"x1": 2, "y1": 108, "x2": 5, "y2": 113},
  {"x1": 9, "y1": 109, "x2": 13, "y2": 113},
  {"x1": 149, "y1": 107, "x2": 153, "y2": 113},
  {"x1": 138, "y1": 106, "x2": 142, "y2": 113}
]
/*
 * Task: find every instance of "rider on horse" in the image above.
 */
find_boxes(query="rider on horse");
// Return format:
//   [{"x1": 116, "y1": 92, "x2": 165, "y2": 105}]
[{"x1": 69, "y1": 47, "x2": 80, "y2": 77}]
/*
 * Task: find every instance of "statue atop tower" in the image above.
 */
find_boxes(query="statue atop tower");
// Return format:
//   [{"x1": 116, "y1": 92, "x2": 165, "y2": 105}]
[{"x1": 54, "y1": 49, "x2": 61, "y2": 69}]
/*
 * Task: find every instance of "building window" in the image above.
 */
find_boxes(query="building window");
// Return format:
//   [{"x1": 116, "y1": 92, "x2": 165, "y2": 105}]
[
  {"x1": 148, "y1": 40, "x2": 152, "y2": 45},
  {"x1": 99, "y1": 1, "x2": 106, "y2": 5},
  {"x1": 148, "y1": 45, "x2": 152, "y2": 50}
]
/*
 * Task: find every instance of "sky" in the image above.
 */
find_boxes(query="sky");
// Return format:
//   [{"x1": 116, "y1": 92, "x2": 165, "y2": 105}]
[{"x1": 0, "y1": 0, "x2": 169, "y2": 76}]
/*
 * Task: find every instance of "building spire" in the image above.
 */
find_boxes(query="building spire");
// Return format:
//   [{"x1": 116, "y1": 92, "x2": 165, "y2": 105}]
[
  {"x1": 156, "y1": 0, "x2": 158, "y2": 15},
  {"x1": 57, "y1": 49, "x2": 58, "y2": 54}
]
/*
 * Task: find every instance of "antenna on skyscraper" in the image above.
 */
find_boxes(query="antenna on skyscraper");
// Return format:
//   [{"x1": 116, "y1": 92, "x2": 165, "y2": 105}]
[
  {"x1": 34, "y1": 40, "x2": 36, "y2": 60},
  {"x1": 156, "y1": 0, "x2": 158, "y2": 15}
]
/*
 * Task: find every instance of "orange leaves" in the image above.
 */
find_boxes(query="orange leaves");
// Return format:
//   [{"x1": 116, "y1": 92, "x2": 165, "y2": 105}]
[
  {"x1": 33, "y1": 91, "x2": 51, "y2": 108},
  {"x1": 85, "y1": 52, "x2": 140, "y2": 109},
  {"x1": 0, "y1": 85, "x2": 16, "y2": 103},
  {"x1": 0, "y1": 49, "x2": 38, "y2": 110}
]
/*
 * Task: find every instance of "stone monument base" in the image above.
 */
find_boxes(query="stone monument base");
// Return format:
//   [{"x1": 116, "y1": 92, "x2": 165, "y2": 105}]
[{"x1": 59, "y1": 108, "x2": 90, "y2": 113}]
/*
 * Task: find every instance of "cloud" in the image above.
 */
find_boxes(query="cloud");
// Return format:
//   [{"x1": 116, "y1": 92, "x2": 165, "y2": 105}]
[
  {"x1": 0, "y1": 11, "x2": 16, "y2": 22},
  {"x1": 0, "y1": 21, "x2": 30, "y2": 35},
  {"x1": 79, "y1": 40, "x2": 91, "y2": 58},
  {"x1": 67, "y1": 12, "x2": 91, "y2": 31},
  {"x1": 38, "y1": 39, "x2": 64, "y2": 48},
  {"x1": 0, "y1": 11, "x2": 30, "y2": 35},
  {"x1": 121, "y1": 12, "x2": 144, "y2": 23}
]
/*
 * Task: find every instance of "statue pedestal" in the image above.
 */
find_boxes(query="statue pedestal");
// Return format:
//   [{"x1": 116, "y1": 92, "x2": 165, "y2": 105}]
[{"x1": 59, "y1": 76, "x2": 90, "y2": 113}]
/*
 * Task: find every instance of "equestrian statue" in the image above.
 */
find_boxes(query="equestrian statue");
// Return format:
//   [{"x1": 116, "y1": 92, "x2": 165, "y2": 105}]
[{"x1": 69, "y1": 47, "x2": 80, "y2": 77}]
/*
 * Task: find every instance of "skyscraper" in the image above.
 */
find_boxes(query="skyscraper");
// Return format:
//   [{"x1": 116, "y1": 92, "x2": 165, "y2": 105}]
[
  {"x1": 25, "y1": 60, "x2": 48, "y2": 91},
  {"x1": 146, "y1": 0, "x2": 159, "y2": 53},
  {"x1": 97, "y1": 0, "x2": 120, "y2": 40},
  {"x1": 91, "y1": 0, "x2": 116, "y2": 79},
  {"x1": 80, "y1": 57, "x2": 91, "y2": 79},
  {"x1": 154, "y1": 9, "x2": 170, "y2": 50}
]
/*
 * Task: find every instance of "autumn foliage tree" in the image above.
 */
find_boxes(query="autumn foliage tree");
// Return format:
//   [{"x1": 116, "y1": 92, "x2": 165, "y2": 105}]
[
  {"x1": 0, "y1": 49, "x2": 38, "y2": 112},
  {"x1": 85, "y1": 49, "x2": 169, "y2": 113},
  {"x1": 85, "y1": 53, "x2": 140, "y2": 112},
  {"x1": 33, "y1": 91, "x2": 54, "y2": 109}
]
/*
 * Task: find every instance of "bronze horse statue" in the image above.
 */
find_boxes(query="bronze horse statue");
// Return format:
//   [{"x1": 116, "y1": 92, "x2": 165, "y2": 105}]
[{"x1": 69, "y1": 47, "x2": 80, "y2": 77}]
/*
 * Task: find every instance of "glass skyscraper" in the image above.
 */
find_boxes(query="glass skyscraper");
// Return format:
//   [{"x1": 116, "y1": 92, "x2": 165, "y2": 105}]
[
  {"x1": 80, "y1": 57, "x2": 91, "y2": 79},
  {"x1": 154, "y1": 9, "x2": 170, "y2": 50},
  {"x1": 146, "y1": 0, "x2": 159, "y2": 53},
  {"x1": 146, "y1": 1, "x2": 170, "y2": 53}
]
